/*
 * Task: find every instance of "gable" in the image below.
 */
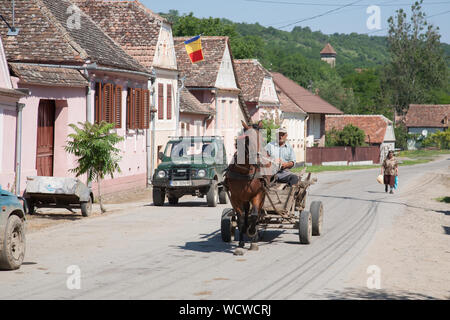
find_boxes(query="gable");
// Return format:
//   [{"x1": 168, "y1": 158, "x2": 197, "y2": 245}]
[
  {"x1": 153, "y1": 23, "x2": 177, "y2": 70},
  {"x1": 259, "y1": 77, "x2": 279, "y2": 105},
  {"x1": 215, "y1": 45, "x2": 237, "y2": 90},
  {"x1": 0, "y1": 37, "x2": 12, "y2": 89}
]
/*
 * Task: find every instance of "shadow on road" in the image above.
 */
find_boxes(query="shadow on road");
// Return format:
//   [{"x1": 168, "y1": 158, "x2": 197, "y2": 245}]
[
  {"x1": 176, "y1": 229, "x2": 290, "y2": 254},
  {"x1": 319, "y1": 287, "x2": 440, "y2": 300},
  {"x1": 28, "y1": 212, "x2": 83, "y2": 221},
  {"x1": 443, "y1": 226, "x2": 450, "y2": 235},
  {"x1": 311, "y1": 193, "x2": 447, "y2": 215},
  {"x1": 145, "y1": 201, "x2": 211, "y2": 208}
]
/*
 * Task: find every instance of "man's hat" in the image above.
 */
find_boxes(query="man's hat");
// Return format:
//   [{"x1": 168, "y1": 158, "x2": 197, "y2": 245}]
[{"x1": 277, "y1": 127, "x2": 288, "y2": 134}]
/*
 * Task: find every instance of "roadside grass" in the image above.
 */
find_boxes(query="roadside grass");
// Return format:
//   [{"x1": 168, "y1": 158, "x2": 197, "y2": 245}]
[
  {"x1": 293, "y1": 158, "x2": 432, "y2": 174},
  {"x1": 398, "y1": 149, "x2": 450, "y2": 159},
  {"x1": 435, "y1": 196, "x2": 450, "y2": 204}
]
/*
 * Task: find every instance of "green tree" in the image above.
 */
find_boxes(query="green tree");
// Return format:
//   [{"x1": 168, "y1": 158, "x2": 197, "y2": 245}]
[
  {"x1": 326, "y1": 124, "x2": 366, "y2": 147},
  {"x1": 422, "y1": 129, "x2": 450, "y2": 149},
  {"x1": 65, "y1": 121, "x2": 124, "y2": 213},
  {"x1": 385, "y1": 0, "x2": 447, "y2": 113}
]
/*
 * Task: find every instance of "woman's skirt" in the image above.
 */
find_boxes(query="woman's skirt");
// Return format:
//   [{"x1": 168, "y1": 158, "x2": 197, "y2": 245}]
[{"x1": 384, "y1": 174, "x2": 395, "y2": 187}]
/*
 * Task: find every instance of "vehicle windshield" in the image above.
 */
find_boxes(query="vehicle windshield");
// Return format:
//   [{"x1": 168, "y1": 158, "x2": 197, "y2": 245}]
[{"x1": 163, "y1": 138, "x2": 223, "y2": 164}]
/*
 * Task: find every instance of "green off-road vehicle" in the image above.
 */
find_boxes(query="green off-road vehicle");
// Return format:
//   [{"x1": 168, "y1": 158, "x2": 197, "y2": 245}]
[{"x1": 152, "y1": 136, "x2": 229, "y2": 207}]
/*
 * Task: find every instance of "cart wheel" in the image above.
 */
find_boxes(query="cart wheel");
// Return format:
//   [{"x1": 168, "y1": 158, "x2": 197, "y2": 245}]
[
  {"x1": 207, "y1": 182, "x2": 218, "y2": 207},
  {"x1": 168, "y1": 196, "x2": 179, "y2": 205},
  {"x1": 153, "y1": 188, "x2": 165, "y2": 206},
  {"x1": 299, "y1": 210, "x2": 312, "y2": 244},
  {"x1": 219, "y1": 189, "x2": 228, "y2": 204},
  {"x1": 81, "y1": 197, "x2": 92, "y2": 217},
  {"x1": 221, "y1": 208, "x2": 235, "y2": 242},
  {"x1": 0, "y1": 215, "x2": 25, "y2": 270},
  {"x1": 310, "y1": 201, "x2": 323, "y2": 236}
]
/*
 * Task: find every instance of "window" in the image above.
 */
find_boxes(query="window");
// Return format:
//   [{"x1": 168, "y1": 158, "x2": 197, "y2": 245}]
[
  {"x1": 126, "y1": 88, "x2": 150, "y2": 129},
  {"x1": 167, "y1": 84, "x2": 172, "y2": 120},
  {"x1": 158, "y1": 83, "x2": 164, "y2": 120},
  {"x1": 95, "y1": 82, "x2": 122, "y2": 128}
]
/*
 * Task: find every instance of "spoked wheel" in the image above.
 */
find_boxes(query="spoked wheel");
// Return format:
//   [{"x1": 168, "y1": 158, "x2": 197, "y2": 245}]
[
  {"x1": 221, "y1": 208, "x2": 235, "y2": 242},
  {"x1": 0, "y1": 215, "x2": 26, "y2": 270},
  {"x1": 310, "y1": 201, "x2": 324, "y2": 236},
  {"x1": 299, "y1": 210, "x2": 312, "y2": 244}
]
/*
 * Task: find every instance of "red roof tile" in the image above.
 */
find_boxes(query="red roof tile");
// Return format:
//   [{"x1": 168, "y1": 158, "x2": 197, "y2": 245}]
[
  {"x1": 271, "y1": 72, "x2": 343, "y2": 115},
  {"x1": 320, "y1": 43, "x2": 336, "y2": 55},
  {"x1": 325, "y1": 115, "x2": 392, "y2": 144},
  {"x1": 405, "y1": 104, "x2": 450, "y2": 128},
  {"x1": 73, "y1": 0, "x2": 168, "y2": 71},
  {"x1": 234, "y1": 59, "x2": 271, "y2": 103},
  {"x1": 180, "y1": 89, "x2": 215, "y2": 115}
]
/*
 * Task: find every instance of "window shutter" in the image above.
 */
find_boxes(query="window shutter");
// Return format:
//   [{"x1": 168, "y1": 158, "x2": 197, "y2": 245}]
[
  {"x1": 143, "y1": 89, "x2": 150, "y2": 129},
  {"x1": 167, "y1": 84, "x2": 172, "y2": 120},
  {"x1": 158, "y1": 83, "x2": 164, "y2": 120},
  {"x1": 114, "y1": 85, "x2": 122, "y2": 128},
  {"x1": 126, "y1": 88, "x2": 133, "y2": 129},
  {"x1": 135, "y1": 88, "x2": 142, "y2": 129},
  {"x1": 95, "y1": 82, "x2": 102, "y2": 123},
  {"x1": 103, "y1": 83, "x2": 114, "y2": 124}
]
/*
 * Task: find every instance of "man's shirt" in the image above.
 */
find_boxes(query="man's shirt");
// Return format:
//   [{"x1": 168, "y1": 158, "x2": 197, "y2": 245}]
[{"x1": 265, "y1": 141, "x2": 296, "y2": 167}]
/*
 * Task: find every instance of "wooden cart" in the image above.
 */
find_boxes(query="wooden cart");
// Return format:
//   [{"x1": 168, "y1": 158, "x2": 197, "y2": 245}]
[{"x1": 221, "y1": 171, "x2": 323, "y2": 244}]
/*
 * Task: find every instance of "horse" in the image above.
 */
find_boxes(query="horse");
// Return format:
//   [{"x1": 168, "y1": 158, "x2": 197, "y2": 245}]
[{"x1": 223, "y1": 121, "x2": 276, "y2": 254}]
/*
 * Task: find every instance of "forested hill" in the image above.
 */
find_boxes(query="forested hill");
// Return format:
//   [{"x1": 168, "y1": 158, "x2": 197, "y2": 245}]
[{"x1": 161, "y1": 10, "x2": 450, "y2": 119}]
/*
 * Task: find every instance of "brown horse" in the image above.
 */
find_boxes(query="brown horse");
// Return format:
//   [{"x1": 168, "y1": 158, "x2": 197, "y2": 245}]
[{"x1": 224, "y1": 121, "x2": 276, "y2": 253}]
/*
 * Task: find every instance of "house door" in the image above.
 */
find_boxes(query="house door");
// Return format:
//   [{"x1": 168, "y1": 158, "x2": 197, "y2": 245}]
[{"x1": 36, "y1": 100, "x2": 55, "y2": 176}]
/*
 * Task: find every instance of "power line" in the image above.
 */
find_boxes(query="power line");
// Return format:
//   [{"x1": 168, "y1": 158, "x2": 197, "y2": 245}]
[
  {"x1": 272, "y1": 0, "x2": 368, "y2": 29},
  {"x1": 245, "y1": 0, "x2": 450, "y2": 7}
]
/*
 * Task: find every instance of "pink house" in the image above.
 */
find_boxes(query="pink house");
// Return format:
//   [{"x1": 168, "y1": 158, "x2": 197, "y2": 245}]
[
  {"x1": 0, "y1": 37, "x2": 28, "y2": 193},
  {"x1": 0, "y1": 0, "x2": 153, "y2": 195},
  {"x1": 174, "y1": 36, "x2": 251, "y2": 162}
]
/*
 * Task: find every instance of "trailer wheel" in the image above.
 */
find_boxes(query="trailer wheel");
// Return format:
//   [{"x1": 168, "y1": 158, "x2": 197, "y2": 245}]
[
  {"x1": 81, "y1": 197, "x2": 92, "y2": 217},
  {"x1": 0, "y1": 215, "x2": 25, "y2": 270},
  {"x1": 27, "y1": 200, "x2": 35, "y2": 215},
  {"x1": 221, "y1": 208, "x2": 235, "y2": 242},
  {"x1": 310, "y1": 201, "x2": 323, "y2": 236},
  {"x1": 299, "y1": 210, "x2": 312, "y2": 244}
]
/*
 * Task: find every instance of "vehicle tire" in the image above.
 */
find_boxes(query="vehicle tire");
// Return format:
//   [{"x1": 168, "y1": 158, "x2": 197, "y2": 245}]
[
  {"x1": 207, "y1": 182, "x2": 218, "y2": 207},
  {"x1": 27, "y1": 200, "x2": 35, "y2": 215},
  {"x1": 219, "y1": 188, "x2": 228, "y2": 204},
  {"x1": 310, "y1": 201, "x2": 323, "y2": 236},
  {"x1": 221, "y1": 209, "x2": 235, "y2": 242},
  {"x1": 299, "y1": 210, "x2": 312, "y2": 245},
  {"x1": 153, "y1": 188, "x2": 165, "y2": 206},
  {"x1": 168, "y1": 196, "x2": 179, "y2": 205},
  {"x1": 0, "y1": 215, "x2": 26, "y2": 270},
  {"x1": 80, "y1": 197, "x2": 92, "y2": 217}
]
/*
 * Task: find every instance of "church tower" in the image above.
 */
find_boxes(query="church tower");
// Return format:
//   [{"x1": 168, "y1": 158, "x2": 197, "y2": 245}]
[{"x1": 320, "y1": 43, "x2": 337, "y2": 68}]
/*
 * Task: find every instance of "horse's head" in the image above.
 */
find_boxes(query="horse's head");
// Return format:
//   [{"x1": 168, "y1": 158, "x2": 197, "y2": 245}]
[{"x1": 234, "y1": 120, "x2": 271, "y2": 169}]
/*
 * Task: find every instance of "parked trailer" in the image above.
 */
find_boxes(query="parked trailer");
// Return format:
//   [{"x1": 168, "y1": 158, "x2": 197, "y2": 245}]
[
  {"x1": 221, "y1": 172, "x2": 323, "y2": 244},
  {"x1": 24, "y1": 177, "x2": 94, "y2": 217}
]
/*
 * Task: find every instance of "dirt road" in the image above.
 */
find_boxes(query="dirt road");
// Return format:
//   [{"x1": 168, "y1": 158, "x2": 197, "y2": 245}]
[{"x1": 0, "y1": 157, "x2": 448, "y2": 299}]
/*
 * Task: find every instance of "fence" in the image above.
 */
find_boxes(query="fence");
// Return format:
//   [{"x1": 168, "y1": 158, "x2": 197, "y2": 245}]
[{"x1": 306, "y1": 146, "x2": 380, "y2": 165}]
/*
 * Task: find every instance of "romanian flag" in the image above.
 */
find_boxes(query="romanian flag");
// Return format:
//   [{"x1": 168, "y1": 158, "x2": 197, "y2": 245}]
[{"x1": 184, "y1": 35, "x2": 204, "y2": 64}]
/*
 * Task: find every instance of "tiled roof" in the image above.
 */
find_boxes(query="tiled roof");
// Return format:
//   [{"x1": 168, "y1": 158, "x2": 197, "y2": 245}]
[
  {"x1": 276, "y1": 85, "x2": 306, "y2": 114},
  {"x1": 180, "y1": 89, "x2": 215, "y2": 115},
  {"x1": 0, "y1": 0, "x2": 145, "y2": 72},
  {"x1": 174, "y1": 36, "x2": 228, "y2": 88},
  {"x1": 320, "y1": 43, "x2": 336, "y2": 55},
  {"x1": 271, "y1": 72, "x2": 343, "y2": 115},
  {"x1": 405, "y1": 104, "x2": 450, "y2": 128},
  {"x1": 234, "y1": 59, "x2": 271, "y2": 103},
  {"x1": 325, "y1": 115, "x2": 392, "y2": 144},
  {"x1": 9, "y1": 63, "x2": 88, "y2": 87},
  {"x1": 73, "y1": 0, "x2": 168, "y2": 71}
]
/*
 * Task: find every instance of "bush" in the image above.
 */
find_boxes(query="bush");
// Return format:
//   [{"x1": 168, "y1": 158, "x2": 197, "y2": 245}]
[
  {"x1": 394, "y1": 124, "x2": 408, "y2": 150},
  {"x1": 325, "y1": 124, "x2": 366, "y2": 147},
  {"x1": 421, "y1": 129, "x2": 450, "y2": 149}
]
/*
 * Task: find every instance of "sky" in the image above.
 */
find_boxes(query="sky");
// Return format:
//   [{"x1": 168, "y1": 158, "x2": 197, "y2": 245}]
[{"x1": 143, "y1": 0, "x2": 450, "y2": 44}]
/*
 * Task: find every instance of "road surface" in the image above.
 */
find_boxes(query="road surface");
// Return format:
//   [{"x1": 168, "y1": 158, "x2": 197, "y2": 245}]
[{"x1": 1, "y1": 157, "x2": 448, "y2": 299}]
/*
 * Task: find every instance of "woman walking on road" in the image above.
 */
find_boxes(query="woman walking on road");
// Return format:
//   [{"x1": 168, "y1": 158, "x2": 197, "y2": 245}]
[{"x1": 381, "y1": 150, "x2": 398, "y2": 194}]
